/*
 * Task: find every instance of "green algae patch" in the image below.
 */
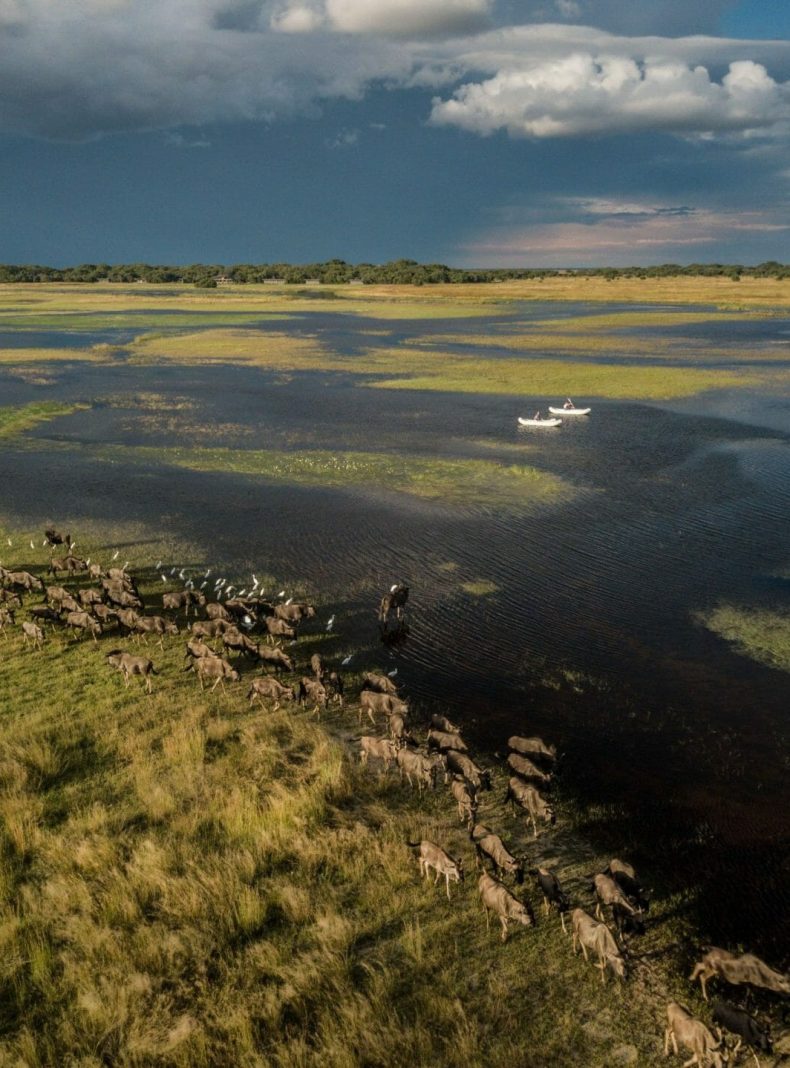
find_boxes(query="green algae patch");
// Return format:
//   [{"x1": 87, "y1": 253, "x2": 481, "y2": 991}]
[
  {"x1": 460, "y1": 579, "x2": 500, "y2": 596},
  {"x1": 0, "y1": 401, "x2": 90, "y2": 437},
  {"x1": 81, "y1": 443, "x2": 573, "y2": 511},
  {"x1": 698, "y1": 604, "x2": 790, "y2": 673},
  {"x1": 363, "y1": 348, "x2": 766, "y2": 400}
]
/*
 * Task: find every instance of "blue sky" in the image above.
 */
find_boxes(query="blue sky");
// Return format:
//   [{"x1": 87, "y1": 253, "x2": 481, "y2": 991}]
[{"x1": 1, "y1": 0, "x2": 789, "y2": 267}]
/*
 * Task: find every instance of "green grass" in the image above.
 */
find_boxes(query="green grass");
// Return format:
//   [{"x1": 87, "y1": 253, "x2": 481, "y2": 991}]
[
  {"x1": 50, "y1": 442, "x2": 574, "y2": 511},
  {"x1": 0, "y1": 401, "x2": 90, "y2": 437},
  {"x1": 697, "y1": 603, "x2": 790, "y2": 673},
  {"x1": 0, "y1": 523, "x2": 702, "y2": 1065}
]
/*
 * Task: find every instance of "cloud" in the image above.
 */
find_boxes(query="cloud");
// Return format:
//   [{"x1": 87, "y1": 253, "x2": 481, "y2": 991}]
[
  {"x1": 1, "y1": 2, "x2": 789, "y2": 142},
  {"x1": 462, "y1": 199, "x2": 790, "y2": 265},
  {"x1": 326, "y1": 127, "x2": 359, "y2": 147},
  {"x1": 325, "y1": 0, "x2": 493, "y2": 37},
  {"x1": 430, "y1": 56, "x2": 790, "y2": 138}
]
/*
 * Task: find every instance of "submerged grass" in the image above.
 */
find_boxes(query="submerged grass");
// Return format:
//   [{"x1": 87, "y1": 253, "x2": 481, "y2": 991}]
[
  {"x1": 52, "y1": 442, "x2": 574, "y2": 510},
  {"x1": 0, "y1": 524, "x2": 700, "y2": 1065},
  {"x1": 0, "y1": 401, "x2": 90, "y2": 437},
  {"x1": 697, "y1": 604, "x2": 790, "y2": 673}
]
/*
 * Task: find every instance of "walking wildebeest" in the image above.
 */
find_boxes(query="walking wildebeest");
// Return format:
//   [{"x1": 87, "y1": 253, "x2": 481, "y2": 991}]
[
  {"x1": 430, "y1": 713, "x2": 459, "y2": 733},
  {"x1": 188, "y1": 655, "x2": 239, "y2": 692},
  {"x1": 570, "y1": 908, "x2": 626, "y2": 983},
  {"x1": 507, "y1": 735, "x2": 557, "y2": 762},
  {"x1": 221, "y1": 627, "x2": 258, "y2": 657},
  {"x1": 664, "y1": 1002, "x2": 724, "y2": 1067},
  {"x1": 361, "y1": 671, "x2": 399, "y2": 695},
  {"x1": 190, "y1": 619, "x2": 233, "y2": 639},
  {"x1": 473, "y1": 829, "x2": 524, "y2": 883},
  {"x1": 264, "y1": 617, "x2": 296, "y2": 641},
  {"x1": 163, "y1": 590, "x2": 205, "y2": 616},
  {"x1": 65, "y1": 555, "x2": 88, "y2": 575},
  {"x1": 426, "y1": 728, "x2": 467, "y2": 753},
  {"x1": 48, "y1": 558, "x2": 70, "y2": 577},
  {"x1": 78, "y1": 587, "x2": 104, "y2": 608},
  {"x1": 21, "y1": 620, "x2": 45, "y2": 648},
  {"x1": 505, "y1": 777, "x2": 555, "y2": 836},
  {"x1": 134, "y1": 615, "x2": 178, "y2": 646},
  {"x1": 444, "y1": 750, "x2": 491, "y2": 791},
  {"x1": 359, "y1": 689, "x2": 407, "y2": 726},
  {"x1": 478, "y1": 872, "x2": 535, "y2": 942},
  {"x1": 106, "y1": 650, "x2": 156, "y2": 692},
  {"x1": 114, "y1": 607, "x2": 141, "y2": 635},
  {"x1": 205, "y1": 601, "x2": 231, "y2": 621},
  {"x1": 409, "y1": 840, "x2": 463, "y2": 900},
  {"x1": 5, "y1": 571, "x2": 44, "y2": 593},
  {"x1": 65, "y1": 610, "x2": 102, "y2": 642},
  {"x1": 690, "y1": 947, "x2": 790, "y2": 1001},
  {"x1": 27, "y1": 605, "x2": 61, "y2": 625},
  {"x1": 298, "y1": 677, "x2": 327, "y2": 716},
  {"x1": 0, "y1": 606, "x2": 16, "y2": 637},
  {"x1": 326, "y1": 670, "x2": 344, "y2": 705},
  {"x1": 450, "y1": 777, "x2": 477, "y2": 826},
  {"x1": 379, "y1": 583, "x2": 408, "y2": 625},
  {"x1": 185, "y1": 639, "x2": 219, "y2": 662},
  {"x1": 593, "y1": 873, "x2": 641, "y2": 925},
  {"x1": 507, "y1": 751, "x2": 552, "y2": 785},
  {"x1": 44, "y1": 527, "x2": 71, "y2": 548},
  {"x1": 532, "y1": 867, "x2": 570, "y2": 932},
  {"x1": 359, "y1": 736, "x2": 397, "y2": 769},
  {"x1": 91, "y1": 603, "x2": 118, "y2": 626},
  {"x1": 274, "y1": 602, "x2": 315, "y2": 624},
  {"x1": 310, "y1": 653, "x2": 324, "y2": 679},
  {"x1": 252, "y1": 645, "x2": 294, "y2": 673},
  {"x1": 387, "y1": 711, "x2": 412, "y2": 747},
  {"x1": 711, "y1": 999, "x2": 772, "y2": 1067},
  {"x1": 396, "y1": 748, "x2": 437, "y2": 793},
  {"x1": 247, "y1": 676, "x2": 296, "y2": 709}
]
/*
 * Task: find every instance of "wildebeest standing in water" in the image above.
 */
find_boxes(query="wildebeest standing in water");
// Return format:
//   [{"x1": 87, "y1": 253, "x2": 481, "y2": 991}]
[{"x1": 378, "y1": 583, "x2": 409, "y2": 634}]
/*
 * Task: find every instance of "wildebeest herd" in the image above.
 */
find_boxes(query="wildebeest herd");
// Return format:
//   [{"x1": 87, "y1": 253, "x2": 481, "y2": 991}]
[{"x1": 2, "y1": 533, "x2": 788, "y2": 1066}]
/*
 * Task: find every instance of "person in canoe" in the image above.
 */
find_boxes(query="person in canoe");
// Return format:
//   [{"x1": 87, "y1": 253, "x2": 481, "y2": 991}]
[
  {"x1": 563, "y1": 398, "x2": 574, "y2": 410},
  {"x1": 533, "y1": 410, "x2": 541, "y2": 420}
]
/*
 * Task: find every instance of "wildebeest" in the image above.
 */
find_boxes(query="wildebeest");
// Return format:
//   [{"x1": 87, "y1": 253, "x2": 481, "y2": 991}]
[
  {"x1": 221, "y1": 627, "x2": 258, "y2": 658},
  {"x1": 65, "y1": 555, "x2": 89, "y2": 575},
  {"x1": 409, "y1": 839, "x2": 463, "y2": 900},
  {"x1": 359, "y1": 735, "x2": 397, "y2": 768},
  {"x1": 162, "y1": 590, "x2": 205, "y2": 615},
  {"x1": 0, "y1": 589, "x2": 22, "y2": 608},
  {"x1": 0, "y1": 606, "x2": 16, "y2": 636},
  {"x1": 185, "y1": 638, "x2": 219, "y2": 661},
  {"x1": 87, "y1": 562, "x2": 104, "y2": 581},
  {"x1": 188, "y1": 655, "x2": 239, "y2": 692},
  {"x1": 396, "y1": 748, "x2": 436, "y2": 793},
  {"x1": 47, "y1": 557, "x2": 70, "y2": 577},
  {"x1": 379, "y1": 583, "x2": 408, "y2": 625},
  {"x1": 664, "y1": 1002, "x2": 724, "y2": 1068},
  {"x1": 78, "y1": 587, "x2": 104, "y2": 608},
  {"x1": 310, "y1": 653, "x2": 324, "y2": 679},
  {"x1": 205, "y1": 601, "x2": 231, "y2": 621},
  {"x1": 65, "y1": 610, "x2": 102, "y2": 642},
  {"x1": 532, "y1": 866, "x2": 570, "y2": 932},
  {"x1": 105, "y1": 587, "x2": 143, "y2": 611},
  {"x1": 478, "y1": 872, "x2": 535, "y2": 942},
  {"x1": 444, "y1": 750, "x2": 492, "y2": 791},
  {"x1": 427, "y1": 728, "x2": 467, "y2": 753},
  {"x1": 593, "y1": 873, "x2": 640, "y2": 925},
  {"x1": 473, "y1": 828, "x2": 524, "y2": 883},
  {"x1": 274, "y1": 602, "x2": 315, "y2": 624},
  {"x1": 505, "y1": 777, "x2": 555, "y2": 836},
  {"x1": 106, "y1": 650, "x2": 156, "y2": 692},
  {"x1": 114, "y1": 607, "x2": 141, "y2": 635},
  {"x1": 450, "y1": 776, "x2": 477, "y2": 826},
  {"x1": 359, "y1": 689, "x2": 408, "y2": 726},
  {"x1": 134, "y1": 615, "x2": 178, "y2": 647},
  {"x1": 430, "y1": 713, "x2": 459, "y2": 733},
  {"x1": 254, "y1": 645, "x2": 294, "y2": 673},
  {"x1": 326, "y1": 670, "x2": 344, "y2": 705},
  {"x1": 247, "y1": 676, "x2": 296, "y2": 709},
  {"x1": 5, "y1": 570, "x2": 44, "y2": 592},
  {"x1": 570, "y1": 908, "x2": 626, "y2": 983},
  {"x1": 91, "y1": 603, "x2": 118, "y2": 625},
  {"x1": 44, "y1": 527, "x2": 71, "y2": 548},
  {"x1": 507, "y1": 751, "x2": 552, "y2": 785},
  {"x1": 690, "y1": 947, "x2": 790, "y2": 1001},
  {"x1": 21, "y1": 620, "x2": 45, "y2": 648},
  {"x1": 27, "y1": 605, "x2": 61, "y2": 625},
  {"x1": 190, "y1": 619, "x2": 233, "y2": 639},
  {"x1": 711, "y1": 999, "x2": 772, "y2": 1066},
  {"x1": 388, "y1": 711, "x2": 412, "y2": 747},
  {"x1": 264, "y1": 617, "x2": 296, "y2": 641},
  {"x1": 362, "y1": 671, "x2": 399, "y2": 695},
  {"x1": 508, "y1": 735, "x2": 557, "y2": 762},
  {"x1": 606, "y1": 858, "x2": 651, "y2": 912},
  {"x1": 45, "y1": 585, "x2": 71, "y2": 607},
  {"x1": 298, "y1": 677, "x2": 327, "y2": 716}
]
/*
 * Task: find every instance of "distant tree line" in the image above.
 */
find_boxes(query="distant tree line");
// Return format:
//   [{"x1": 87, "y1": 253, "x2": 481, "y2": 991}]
[{"x1": 0, "y1": 258, "x2": 788, "y2": 285}]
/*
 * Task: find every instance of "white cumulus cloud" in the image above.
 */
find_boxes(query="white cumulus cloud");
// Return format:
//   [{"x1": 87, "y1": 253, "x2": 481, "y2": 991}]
[
  {"x1": 430, "y1": 55, "x2": 790, "y2": 138},
  {"x1": 326, "y1": 0, "x2": 492, "y2": 37}
]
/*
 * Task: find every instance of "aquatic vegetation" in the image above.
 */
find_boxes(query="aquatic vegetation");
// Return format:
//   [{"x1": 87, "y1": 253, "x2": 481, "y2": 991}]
[
  {"x1": 460, "y1": 579, "x2": 500, "y2": 596},
  {"x1": 129, "y1": 328, "x2": 329, "y2": 367},
  {"x1": 71, "y1": 443, "x2": 574, "y2": 510},
  {"x1": 0, "y1": 401, "x2": 90, "y2": 437},
  {"x1": 0, "y1": 344, "x2": 112, "y2": 364},
  {"x1": 698, "y1": 604, "x2": 790, "y2": 673}
]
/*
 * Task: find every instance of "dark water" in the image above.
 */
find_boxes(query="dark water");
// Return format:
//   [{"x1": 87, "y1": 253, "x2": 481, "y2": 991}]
[{"x1": 1, "y1": 304, "x2": 789, "y2": 963}]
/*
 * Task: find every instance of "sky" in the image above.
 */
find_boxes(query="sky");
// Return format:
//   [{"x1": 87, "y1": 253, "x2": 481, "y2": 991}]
[{"x1": 1, "y1": 0, "x2": 789, "y2": 267}]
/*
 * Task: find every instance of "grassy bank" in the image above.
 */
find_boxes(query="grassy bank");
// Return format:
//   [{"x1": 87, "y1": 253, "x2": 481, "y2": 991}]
[
  {"x1": 0, "y1": 401, "x2": 90, "y2": 437},
  {"x1": 697, "y1": 603, "x2": 790, "y2": 673},
  {"x1": 0, "y1": 528, "x2": 704, "y2": 1066}
]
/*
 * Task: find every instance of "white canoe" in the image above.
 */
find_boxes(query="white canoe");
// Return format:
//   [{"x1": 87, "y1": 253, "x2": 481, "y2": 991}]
[
  {"x1": 518, "y1": 416, "x2": 562, "y2": 428},
  {"x1": 548, "y1": 406, "x2": 590, "y2": 416}
]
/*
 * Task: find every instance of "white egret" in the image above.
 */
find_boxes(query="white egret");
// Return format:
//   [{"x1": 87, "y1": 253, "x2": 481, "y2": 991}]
[
  {"x1": 277, "y1": 590, "x2": 285, "y2": 598},
  {"x1": 326, "y1": 615, "x2": 335, "y2": 632},
  {"x1": 341, "y1": 655, "x2": 353, "y2": 666},
  {"x1": 285, "y1": 596, "x2": 293, "y2": 606},
  {"x1": 112, "y1": 550, "x2": 119, "y2": 560},
  {"x1": 387, "y1": 668, "x2": 398, "y2": 677},
  {"x1": 29, "y1": 540, "x2": 35, "y2": 549}
]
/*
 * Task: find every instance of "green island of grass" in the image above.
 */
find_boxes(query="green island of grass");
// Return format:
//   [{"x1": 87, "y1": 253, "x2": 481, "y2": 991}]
[
  {"x1": 0, "y1": 401, "x2": 90, "y2": 437},
  {"x1": 697, "y1": 603, "x2": 790, "y2": 673},
  {"x1": 0, "y1": 523, "x2": 697, "y2": 1065}
]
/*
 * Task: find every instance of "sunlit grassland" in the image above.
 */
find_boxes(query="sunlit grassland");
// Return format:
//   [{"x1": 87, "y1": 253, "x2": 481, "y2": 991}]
[
  {"x1": 0, "y1": 401, "x2": 90, "y2": 437},
  {"x1": 130, "y1": 329, "x2": 328, "y2": 367},
  {"x1": 697, "y1": 604, "x2": 790, "y2": 673},
  {"x1": 0, "y1": 344, "x2": 117, "y2": 365},
  {"x1": 44, "y1": 442, "x2": 574, "y2": 511},
  {"x1": 0, "y1": 524, "x2": 694, "y2": 1066}
]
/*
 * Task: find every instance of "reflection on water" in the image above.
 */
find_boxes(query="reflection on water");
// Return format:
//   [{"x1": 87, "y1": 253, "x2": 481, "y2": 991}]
[{"x1": 0, "y1": 305, "x2": 789, "y2": 960}]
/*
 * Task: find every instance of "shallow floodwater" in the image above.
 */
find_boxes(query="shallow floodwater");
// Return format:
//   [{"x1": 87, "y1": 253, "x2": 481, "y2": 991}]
[{"x1": 1, "y1": 302, "x2": 789, "y2": 960}]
